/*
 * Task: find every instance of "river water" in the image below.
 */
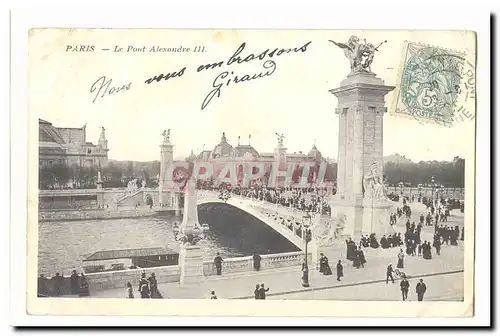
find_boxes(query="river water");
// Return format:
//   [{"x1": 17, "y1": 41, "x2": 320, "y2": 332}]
[{"x1": 37, "y1": 203, "x2": 301, "y2": 276}]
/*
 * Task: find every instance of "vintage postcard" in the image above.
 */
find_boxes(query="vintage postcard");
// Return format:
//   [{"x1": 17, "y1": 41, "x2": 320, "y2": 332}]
[{"x1": 26, "y1": 28, "x2": 476, "y2": 317}]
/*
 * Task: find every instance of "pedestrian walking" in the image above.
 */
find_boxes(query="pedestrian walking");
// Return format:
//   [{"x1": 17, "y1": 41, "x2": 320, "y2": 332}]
[
  {"x1": 400, "y1": 277, "x2": 410, "y2": 301},
  {"x1": 336, "y1": 260, "x2": 343, "y2": 281},
  {"x1": 386, "y1": 264, "x2": 395, "y2": 284},
  {"x1": 416, "y1": 279, "x2": 427, "y2": 301}
]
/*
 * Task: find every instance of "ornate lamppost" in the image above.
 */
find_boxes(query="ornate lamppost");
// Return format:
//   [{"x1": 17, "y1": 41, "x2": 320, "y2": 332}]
[
  {"x1": 431, "y1": 176, "x2": 437, "y2": 201},
  {"x1": 301, "y1": 212, "x2": 313, "y2": 288}
]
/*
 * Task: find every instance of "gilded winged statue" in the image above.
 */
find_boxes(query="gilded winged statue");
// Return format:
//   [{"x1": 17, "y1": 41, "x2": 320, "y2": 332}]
[
  {"x1": 161, "y1": 129, "x2": 171, "y2": 142},
  {"x1": 329, "y1": 36, "x2": 387, "y2": 74}
]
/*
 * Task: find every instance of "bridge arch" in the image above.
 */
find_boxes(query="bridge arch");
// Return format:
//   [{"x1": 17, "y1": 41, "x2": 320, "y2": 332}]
[{"x1": 196, "y1": 191, "x2": 307, "y2": 249}]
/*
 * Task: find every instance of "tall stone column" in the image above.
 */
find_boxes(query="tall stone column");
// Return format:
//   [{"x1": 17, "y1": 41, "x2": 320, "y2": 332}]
[
  {"x1": 159, "y1": 130, "x2": 174, "y2": 207},
  {"x1": 328, "y1": 72, "x2": 395, "y2": 239}
]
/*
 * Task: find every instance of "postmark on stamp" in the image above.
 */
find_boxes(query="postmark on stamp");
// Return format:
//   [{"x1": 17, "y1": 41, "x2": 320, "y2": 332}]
[{"x1": 391, "y1": 41, "x2": 475, "y2": 127}]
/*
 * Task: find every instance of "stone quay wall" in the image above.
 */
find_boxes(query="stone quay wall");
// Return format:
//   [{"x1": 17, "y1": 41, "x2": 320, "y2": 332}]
[
  {"x1": 38, "y1": 251, "x2": 310, "y2": 294},
  {"x1": 38, "y1": 208, "x2": 159, "y2": 222}
]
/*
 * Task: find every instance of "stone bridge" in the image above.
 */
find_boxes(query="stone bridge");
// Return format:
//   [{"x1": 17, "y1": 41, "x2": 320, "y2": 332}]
[{"x1": 196, "y1": 190, "x2": 328, "y2": 260}]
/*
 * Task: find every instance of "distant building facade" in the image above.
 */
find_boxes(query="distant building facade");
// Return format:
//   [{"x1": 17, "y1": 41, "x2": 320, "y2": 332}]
[
  {"x1": 186, "y1": 132, "x2": 336, "y2": 187},
  {"x1": 39, "y1": 119, "x2": 109, "y2": 168}
]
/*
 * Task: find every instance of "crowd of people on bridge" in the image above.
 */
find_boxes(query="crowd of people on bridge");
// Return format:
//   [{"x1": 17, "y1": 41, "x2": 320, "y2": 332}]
[{"x1": 197, "y1": 181, "x2": 333, "y2": 216}]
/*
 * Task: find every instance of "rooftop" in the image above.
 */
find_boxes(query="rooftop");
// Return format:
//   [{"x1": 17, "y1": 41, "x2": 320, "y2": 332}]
[{"x1": 84, "y1": 247, "x2": 178, "y2": 261}]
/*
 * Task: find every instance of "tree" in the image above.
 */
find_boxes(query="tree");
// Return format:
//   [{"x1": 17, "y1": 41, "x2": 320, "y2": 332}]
[{"x1": 39, "y1": 163, "x2": 72, "y2": 189}]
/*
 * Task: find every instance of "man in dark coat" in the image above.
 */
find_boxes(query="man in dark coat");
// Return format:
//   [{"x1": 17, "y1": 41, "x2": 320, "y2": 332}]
[
  {"x1": 148, "y1": 273, "x2": 161, "y2": 298},
  {"x1": 214, "y1": 253, "x2": 223, "y2": 275},
  {"x1": 253, "y1": 253, "x2": 262, "y2": 271},
  {"x1": 400, "y1": 276, "x2": 410, "y2": 301},
  {"x1": 254, "y1": 284, "x2": 261, "y2": 299},
  {"x1": 138, "y1": 272, "x2": 150, "y2": 299},
  {"x1": 416, "y1": 279, "x2": 427, "y2": 301},
  {"x1": 258, "y1": 283, "x2": 270, "y2": 300},
  {"x1": 336, "y1": 260, "x2": 343, "y2": 281},
  {"x1": 386, "y1": 264, "x2": 395, "y2": 284},
  {"x1": 70, "y1": 270, "x2": 79, "y2": 295}
]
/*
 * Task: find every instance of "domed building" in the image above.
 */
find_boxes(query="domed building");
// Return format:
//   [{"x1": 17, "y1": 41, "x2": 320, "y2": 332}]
[
  {"x1": 308, "y1": 145, "x2": 323, "y2": 163},
  {"x1": 210, "y1": 132, "x2": 235, "y2": 159},
  {"x1": 233, "y1": 144, "x2": 260, "y2": 160},
  {"x1": 186, "y1": 150, "x2": 197, "y2": 162}
]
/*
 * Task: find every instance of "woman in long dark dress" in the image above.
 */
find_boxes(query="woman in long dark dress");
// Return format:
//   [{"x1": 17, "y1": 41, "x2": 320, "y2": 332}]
[
  {"x1": 423, "y1": 242, "x2": 433, "y2": 260},
  {"x1": 397, "y1": 249, "x2": 405, "y2": 269},
  {"x1": 369, "y1": 234, "x2": 379, "y2": 248},
  {"x1": 336, "y1": 260, "x2": 343, "y2": 281},
  {"x1": 319, "y1": 253, "x2": 327, "y2": 274},
  {"x1": 323, "y1": 257, "x2": 333, "y2": 276},
  {"x1": 352, "y1": 247, "x2": 361, "y2": 269}
]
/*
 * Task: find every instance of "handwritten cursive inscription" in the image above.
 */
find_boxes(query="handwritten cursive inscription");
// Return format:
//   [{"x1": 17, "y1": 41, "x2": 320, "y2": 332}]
[
  {"x1": 90, "y1": 76, "x2": 132, "y2": 103},
  {"x1": 144, "y1": 66, "x2": 187, "y2": 84},
  {"x1": 201, "y1": 60, "x2": 277, "y2": 110}
]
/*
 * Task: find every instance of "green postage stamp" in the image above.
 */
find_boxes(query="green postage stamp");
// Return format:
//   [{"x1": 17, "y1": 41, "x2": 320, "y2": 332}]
[{"x1": 392, "y1": 41, "x2": 472, "y2": 126}]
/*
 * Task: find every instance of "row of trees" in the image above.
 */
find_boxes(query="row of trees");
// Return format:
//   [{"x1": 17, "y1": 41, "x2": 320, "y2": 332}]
[
  {"x1": 383, "y1": 157, "x2": 465, "y2": 188},
  {"x1": 39, "y1": 164, "x2": 98, "y2": 190},
  {"x1": 39, "y1": 157, "x2": 466, "y2": 190},
  {"x1": 39, "y1": 161, "x2": 160, "y2": 190}
]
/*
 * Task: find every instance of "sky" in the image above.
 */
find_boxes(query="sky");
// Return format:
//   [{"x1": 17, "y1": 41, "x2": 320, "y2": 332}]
[{"x1": 30, "y1": 29, "x2": 476, "y2": 163}]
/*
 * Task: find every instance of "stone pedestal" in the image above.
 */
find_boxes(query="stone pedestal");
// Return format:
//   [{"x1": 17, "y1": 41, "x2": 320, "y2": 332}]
[
  {"x1": 328, "y1": 71, "x2": 395, "y2": 240},
  {"x1": 179, "y1": 244, "x2": 204, "y2": 285}
]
